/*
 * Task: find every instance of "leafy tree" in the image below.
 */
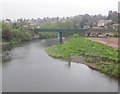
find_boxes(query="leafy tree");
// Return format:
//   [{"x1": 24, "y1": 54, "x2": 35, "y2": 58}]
[{"x1": 2, "y1": 22, "x2": 13, "y2": 41}]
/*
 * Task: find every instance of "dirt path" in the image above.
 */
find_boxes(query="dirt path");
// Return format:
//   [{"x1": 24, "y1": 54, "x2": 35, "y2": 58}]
[{"x1": 87, "y1": 38, "x2": 118, "y2": 50}]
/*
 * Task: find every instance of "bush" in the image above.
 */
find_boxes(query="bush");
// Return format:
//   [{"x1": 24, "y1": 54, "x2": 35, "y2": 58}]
[
  {"x1": 71, "y1": 34, "x2": 80, "y2": 38},
  {"x1": 2, "y1": 22, "x2": 32, "y2": 43},
  {"x1": 2, "y1": 23, "x2": 13, "y2": 41},
  {"x1": 12, "y1": 29, "x2": 32, "y2": 42}
]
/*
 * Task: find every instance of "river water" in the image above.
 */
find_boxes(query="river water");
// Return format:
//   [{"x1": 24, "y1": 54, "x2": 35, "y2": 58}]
[{"x1": 2, "y1": 39, "x2": 118, "y2": 92}]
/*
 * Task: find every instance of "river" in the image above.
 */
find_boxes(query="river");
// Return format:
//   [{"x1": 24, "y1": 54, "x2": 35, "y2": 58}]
[{"x1": 2, "y1": 39, "x2": 118, "y2": 92}]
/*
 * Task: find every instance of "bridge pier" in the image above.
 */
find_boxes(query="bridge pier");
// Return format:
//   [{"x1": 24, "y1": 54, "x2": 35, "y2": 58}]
[{"x1": 58, "y1": 32, "x2": 62, "y2": 44}]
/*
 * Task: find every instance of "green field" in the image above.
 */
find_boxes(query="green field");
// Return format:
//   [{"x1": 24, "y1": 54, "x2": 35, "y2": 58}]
[{"x1": 47, "y1": 37, "x2": 119, "y2": 78}]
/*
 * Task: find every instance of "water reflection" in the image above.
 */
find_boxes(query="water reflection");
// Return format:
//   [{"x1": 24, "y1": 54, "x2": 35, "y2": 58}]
[
  {"x1": 2, "y1": 39, "x2": 118, "y2": 92},
  {"x1": 65, "y1": 62, "x2": 71, "y2": 69},
  {"x1": 2, "y1": 41, "x2": 32, "y2": 63}
]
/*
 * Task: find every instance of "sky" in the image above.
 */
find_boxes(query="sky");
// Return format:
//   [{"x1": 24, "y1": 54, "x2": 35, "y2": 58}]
[{"x1": 1, "y1": 0, "x2": 119, "y2": 20}]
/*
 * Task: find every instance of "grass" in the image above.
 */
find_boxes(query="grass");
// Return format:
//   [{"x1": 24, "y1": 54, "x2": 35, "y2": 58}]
[{"x1": 47, "y1": 37, "x2": 119, "y2": 78}]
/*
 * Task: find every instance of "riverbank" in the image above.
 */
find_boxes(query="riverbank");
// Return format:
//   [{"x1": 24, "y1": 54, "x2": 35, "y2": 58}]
[
  {"x1": 47, "y1": 37, "x2": 119, "y2": 78},
  {"x1": 2, "y1": 39, "x2": 39, "y2": 62},
  {"x1": 2, "y1": 40, "x2": 29, "y2": 51}
]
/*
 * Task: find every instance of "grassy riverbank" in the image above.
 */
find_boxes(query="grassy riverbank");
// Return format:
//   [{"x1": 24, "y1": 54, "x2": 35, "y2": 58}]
[{"x1": 47, "y1": 37, "x2": 119, "y2": 78}]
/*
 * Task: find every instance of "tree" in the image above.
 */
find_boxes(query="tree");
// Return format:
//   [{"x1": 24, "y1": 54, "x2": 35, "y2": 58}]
[{"x1": 2, "y1": 23, "x2": 13, "y2": 41}]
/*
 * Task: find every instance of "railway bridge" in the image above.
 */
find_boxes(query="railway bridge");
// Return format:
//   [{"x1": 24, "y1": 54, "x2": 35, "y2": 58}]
[{"x1": 33, "y1": 28, "x2": 116, "y2": 43}]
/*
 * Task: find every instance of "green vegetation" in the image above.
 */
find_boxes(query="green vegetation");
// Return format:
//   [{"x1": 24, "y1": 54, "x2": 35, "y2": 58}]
[
  {"x1": 40, "y1": 19, "x2": 73, "y2": 29},
  {"x1": 47, "y1": 36, "x2": 119, "y2": 78},
  {"x1": 38, "y1": 32, "x2": 57, "y2": 39},
  {"x1": 2, "y1": 22, "x2": 33, "y2": 44},
  {"x1": 0, "y1": 21, "x2": 1, "y2": 28}
]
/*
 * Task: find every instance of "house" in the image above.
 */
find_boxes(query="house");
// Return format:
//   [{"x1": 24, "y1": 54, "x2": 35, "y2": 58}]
[
  {"x1": 97, "y1": 20, "x2": 113, "y2": 27},
  {"x1": 97, "y1": 20, "x2": 105, "y2": 27}
]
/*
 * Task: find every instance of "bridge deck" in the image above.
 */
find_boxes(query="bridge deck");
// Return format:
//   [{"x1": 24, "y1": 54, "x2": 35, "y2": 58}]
[
  {"x1": 34, "y1": 28, "x2": 88, "y2": 32},
  {"x1": 34, "y1": 28, "x2": 116, "y2": 32}
]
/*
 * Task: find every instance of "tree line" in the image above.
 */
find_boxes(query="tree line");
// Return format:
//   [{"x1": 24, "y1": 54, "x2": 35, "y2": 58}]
[{"x1": 1, "y1": 11, "x2": 119, "y2": 43}]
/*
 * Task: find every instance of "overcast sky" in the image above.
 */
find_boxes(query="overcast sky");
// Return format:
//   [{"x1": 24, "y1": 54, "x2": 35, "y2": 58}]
[{"x1": 1, "y1": 0, "x2": 119, "y2": 20}]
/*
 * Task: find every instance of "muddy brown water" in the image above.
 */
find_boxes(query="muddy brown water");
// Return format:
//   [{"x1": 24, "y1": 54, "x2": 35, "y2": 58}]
[{"x1": 2, "y1": 39, "x2": 118, "y2": 92}]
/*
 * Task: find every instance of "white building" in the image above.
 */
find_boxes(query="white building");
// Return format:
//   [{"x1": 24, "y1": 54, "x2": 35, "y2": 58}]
[{"x1": 97, "y1": 20, "x2": 113, "y2": 27}]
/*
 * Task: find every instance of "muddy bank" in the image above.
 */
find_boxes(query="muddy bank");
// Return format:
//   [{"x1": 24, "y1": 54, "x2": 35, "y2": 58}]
[{"x1": 71, "y1": 56, "x2": 98, "y2": 70}]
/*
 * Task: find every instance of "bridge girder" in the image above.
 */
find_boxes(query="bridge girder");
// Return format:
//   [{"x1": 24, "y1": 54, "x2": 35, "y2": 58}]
[{"x1": 34, "y1": 28, "x2": 88, "y2": 32}]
